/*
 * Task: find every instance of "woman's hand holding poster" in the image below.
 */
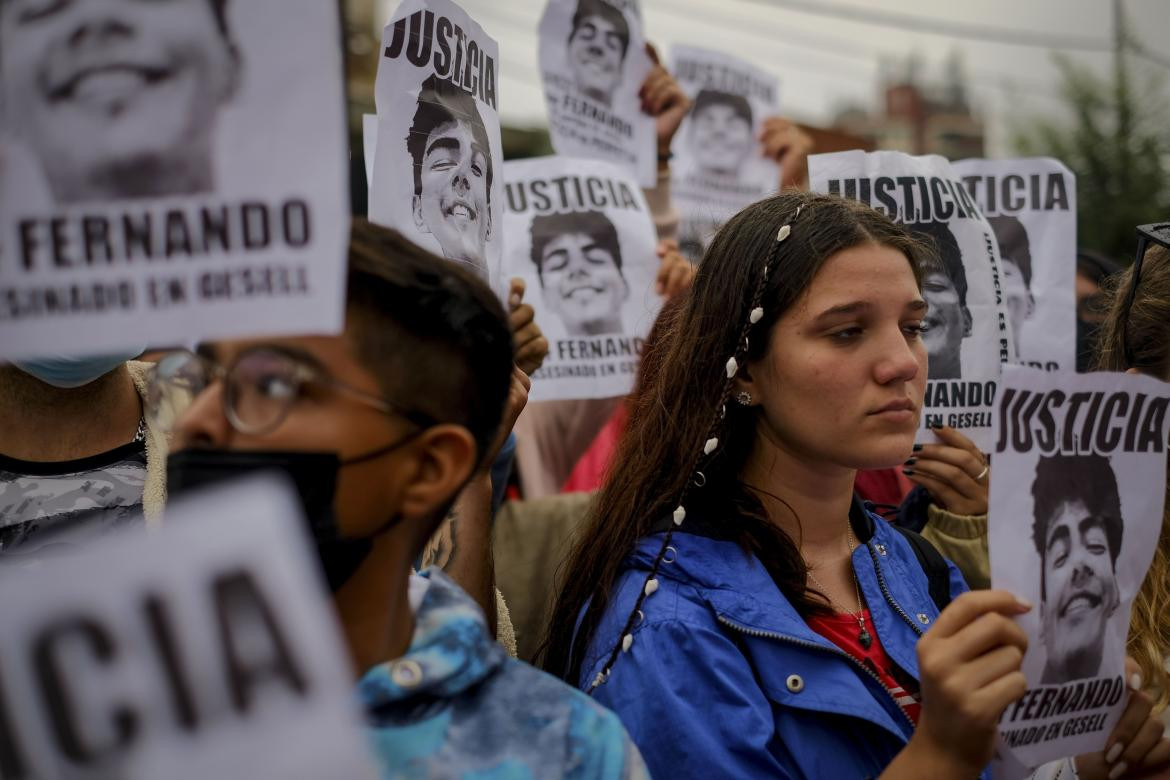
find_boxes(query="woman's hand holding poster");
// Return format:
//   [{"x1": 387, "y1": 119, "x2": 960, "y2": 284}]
[
  {"x1": 955, "y1": 157, "x2": 1077, "y2": 372},
  {"x1": 810, "y1": 150, "x2": 1017, "y2": 451},
  {"x1": 989, "y1": 365, "x2": 1170, "y2": 769},
  {"x1": 538, "y1": 0, "x2": 656, "y2": 188},
  {"x1": 669, "y1": 45, "x2": 780, "y2": 261},
  {"x1": 502, "y1": 156, "x2": 660, "y2": 402},
  {"x1": 369, "y1": 0, "x2": 504, "y2": 286}
]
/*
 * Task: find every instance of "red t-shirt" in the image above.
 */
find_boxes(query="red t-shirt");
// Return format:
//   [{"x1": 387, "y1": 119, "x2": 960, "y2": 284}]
[{"x1": 806, "y1": 610, "x2": 922, "y2": 724}]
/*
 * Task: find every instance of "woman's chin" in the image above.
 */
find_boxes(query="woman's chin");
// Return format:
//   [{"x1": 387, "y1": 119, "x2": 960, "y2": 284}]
[{"x1": 850, "y1": 435, "x2": 918, "y2": 471}]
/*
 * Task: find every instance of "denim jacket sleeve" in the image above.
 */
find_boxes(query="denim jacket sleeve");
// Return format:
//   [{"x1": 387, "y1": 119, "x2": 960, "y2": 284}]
[{"x1": 589, "y1": 617, "x2": 795, "y2": 780}]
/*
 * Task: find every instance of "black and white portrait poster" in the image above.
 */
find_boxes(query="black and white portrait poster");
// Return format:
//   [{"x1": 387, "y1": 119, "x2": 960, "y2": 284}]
[
  {"x1": 502, "y1": 156, "x2": 660, "y2": 401},
  {"x1": 0, "y1": 0, "x2": 349, "y2": 361},
  {"x1": 538, "y1": 0, "x2": 656, "y2": 188},
  {"x1": 810, "y1": 150, "x2": 1018, "y2": 451},
  {"x1": 669, "y1": 45, "x2": 779, "y2": 261},
  {"x1": 989, "y1": 365, "x2": 1170, "y2": 768},
  {"x1": 369, "y1": 0, "x2": 503, "y2": 285},
  {"x1": 954, "y1": 158, "x2": 1077, "y2": 373}
]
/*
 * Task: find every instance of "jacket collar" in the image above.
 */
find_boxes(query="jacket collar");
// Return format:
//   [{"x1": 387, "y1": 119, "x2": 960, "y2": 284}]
[
  {"x1": 356, "y1": 568, "x2": 507, "y2": 708},
  {"x1": 630, "y1": 499, "x2": 931, "y2": 667}
]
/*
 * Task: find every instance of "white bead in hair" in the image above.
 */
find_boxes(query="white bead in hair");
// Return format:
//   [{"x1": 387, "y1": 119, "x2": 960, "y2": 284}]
[
  {"x1": 673, "y1": 506, "x2": 686, "y2": 525},
  {"x1": 622, "y1": 634, "x2": 633, "y2": 652},
  {"x1": 777, "y1": 224, "x2": 791, "y2": 242},
  {"x1": 644, "y1": 578, "x2": 659, "y2": 596},
  {"x1": 749, "y1": 307, "x2": 763, "y2": 324},
  {"x1": 703, "y1": 437, "x2": 719, "y2": 454},
  {"x1": 592, "y1": 671, "x2": 607, "y2": 688},
  {"x1": 726, "y1": 357, "x2": 738, "y2": 378}
]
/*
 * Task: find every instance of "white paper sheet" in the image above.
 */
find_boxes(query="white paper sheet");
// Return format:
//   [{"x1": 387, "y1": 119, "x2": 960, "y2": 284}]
[
  {"x1": 0, "y1": 0, "x2": 349, "y2": 359},
  {"x1": 989, "y1": 365, "x2": 1170, "y2": 767},
  {"x1": 538, "y1": 0, "x2": 656, "y2": 188},
  {"x1": 954, "y1": 158, "x2": 1077, "y2": 373},
  {"x1": 369, "y1": 0, "x2": 504, "y2": 286},
  {"x1": 0, "y1": 475, "x2": 377, "y2": 779},
  {"x1": 669, "y1": 45, "x2": 780, "y2": 261},
  {"x1": 502, "y1": 155, "x2": 661, "y2": 400}
]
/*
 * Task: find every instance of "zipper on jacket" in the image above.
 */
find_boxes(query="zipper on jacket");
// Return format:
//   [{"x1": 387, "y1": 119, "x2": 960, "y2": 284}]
[
  {"x1": 715, "y1": 614, "x2": 917, "y2": 731},
  {"x1": 864, "y1": 541, "x2": 926, "y2": 638}
]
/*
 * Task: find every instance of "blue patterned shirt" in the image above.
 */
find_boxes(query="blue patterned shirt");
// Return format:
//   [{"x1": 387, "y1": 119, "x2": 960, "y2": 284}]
[{"x1": 358, "y1": 568, "x2": 649, "y2": 780}]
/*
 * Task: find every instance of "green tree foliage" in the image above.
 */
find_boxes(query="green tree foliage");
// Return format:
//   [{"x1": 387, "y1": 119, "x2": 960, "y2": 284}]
[{"x1": 1013, "y1": 52, "x2": 1169, "y2": 264}]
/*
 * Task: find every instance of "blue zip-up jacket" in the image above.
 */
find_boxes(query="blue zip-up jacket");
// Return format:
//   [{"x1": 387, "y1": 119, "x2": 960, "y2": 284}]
[{"x1": 578, "y1": 505, "x2": 986, "y2": 780}]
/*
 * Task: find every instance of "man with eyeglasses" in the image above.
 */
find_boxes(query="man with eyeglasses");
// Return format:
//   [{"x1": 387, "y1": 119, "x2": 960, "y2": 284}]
[{"x1": 154, "y1": 220, "x2": 646, "y2": 778}]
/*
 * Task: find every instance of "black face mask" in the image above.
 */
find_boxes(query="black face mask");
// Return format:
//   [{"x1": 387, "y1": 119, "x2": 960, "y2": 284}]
[{"x1": 166, "y1": 443, "x2": 411, "y2": 592}]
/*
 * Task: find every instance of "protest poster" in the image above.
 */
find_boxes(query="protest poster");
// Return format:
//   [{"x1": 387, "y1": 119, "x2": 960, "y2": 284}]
[
  {"x1": 538, "y1": 0, "x2": 657, "y2": 188},
  {"x1": 954, "y1": 158, "x2": 1077, "y2": 373},
  {"x1": 810, "y1": 150, "x2": 1017, "y2": 451},
  {"x1": 988, "y1": 365, "x2": 1170, "y2": 767},
  {"x1": 502, "y1": 156, "x2": 660, "y2": 401},
  {"x1": 669, "y1": 45, "x2": 780, "y2": 261},
  {"x1": 369, "y1": 0, "x2": 503, "y2": 286},
  {"x1": 0, "y1": 475, "x2": 378, "y2": 779},
  {"x1": 0, "y1": 0, "x2": 349, "y2": 361}
]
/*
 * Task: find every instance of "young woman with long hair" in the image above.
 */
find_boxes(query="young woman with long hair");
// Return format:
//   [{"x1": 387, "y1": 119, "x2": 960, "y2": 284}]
[
  {"x1": 1094, "y1": 228, "x2": 1170, "y2": 716},
  {"x1": 542, "y1": 194, "x2": 1169, "y2": 778}
]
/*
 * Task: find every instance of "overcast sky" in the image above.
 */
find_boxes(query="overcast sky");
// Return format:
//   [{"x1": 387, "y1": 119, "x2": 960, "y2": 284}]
[{"x1": 380, "y1": 0, "x2": 1170, "y2": 157}]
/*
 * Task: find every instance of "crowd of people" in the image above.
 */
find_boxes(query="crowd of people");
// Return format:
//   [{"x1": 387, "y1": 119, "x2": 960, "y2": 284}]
[{"x1": 2, "y1": 1, "x2": 1170, "y2": 778}]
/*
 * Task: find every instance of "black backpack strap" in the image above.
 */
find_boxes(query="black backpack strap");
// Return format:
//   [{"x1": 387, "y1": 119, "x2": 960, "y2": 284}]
[{"x1": 890, "y1": 524, "x2": 953, "y2": 613}]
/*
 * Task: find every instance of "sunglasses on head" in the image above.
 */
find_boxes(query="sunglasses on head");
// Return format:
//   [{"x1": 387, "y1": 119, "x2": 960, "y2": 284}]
[{"x1": 1120, "y1": 223, "x2": 1170, "y2": 368}]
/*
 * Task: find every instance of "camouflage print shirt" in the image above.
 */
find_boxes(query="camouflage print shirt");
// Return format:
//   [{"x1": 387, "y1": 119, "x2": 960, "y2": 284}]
[
  {"x1": 0, "y1": 442, "x2": 146, "y2": 559},
  {"x1": 359, "y1": 568, "x2": 650, "y2": 780}
]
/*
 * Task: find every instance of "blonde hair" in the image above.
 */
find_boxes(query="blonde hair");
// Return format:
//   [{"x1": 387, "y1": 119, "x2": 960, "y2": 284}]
[{"x1": 1094, "y1": 243, "x2": 1170, "y2": 712}]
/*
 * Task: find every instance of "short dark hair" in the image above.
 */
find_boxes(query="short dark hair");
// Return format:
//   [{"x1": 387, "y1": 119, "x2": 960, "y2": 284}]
[
  {"x1": 910, "y1": 220, "x2": 968, "y2": 308},
  {"x1": 407, "y1": 74, "x2": 494, "y2": 205},
  {"x1": 529, "y1": 210, "x2": 623, "y2": 284},
  {"x1": 345, "y1": 219, "x2": 513, "y2": 466},
  {"x1": 1031, "y1": 453, "x2": 1124, "y2": 597},
  {"x1": 691, "y1": 89, "x2": 753, "y2": 127},
  {"x1": 569, "y1": 0, "x2": 630, "y2": 57},
  {"x1": 988, "y1": 215, "x2": 1033, "y2": 289}
]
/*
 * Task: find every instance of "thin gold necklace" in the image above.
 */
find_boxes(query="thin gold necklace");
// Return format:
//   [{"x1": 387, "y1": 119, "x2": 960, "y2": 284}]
[{"x1": 806, "y1": 526, "x2": 873, "y2": 649}]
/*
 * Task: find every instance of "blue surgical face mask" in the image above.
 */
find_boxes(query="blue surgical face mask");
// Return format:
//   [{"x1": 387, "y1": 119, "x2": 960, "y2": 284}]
[{"x1": 12, "y1": 349, "x2": 144, "y2": 389}]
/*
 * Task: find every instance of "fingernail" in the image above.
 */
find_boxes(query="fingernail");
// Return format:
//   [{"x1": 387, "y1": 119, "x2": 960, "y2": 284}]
[
  {"x1": 912, "y1": 443, "x2": 923, "y2": 452},
  {"x1": 902, "y1": 468, "x2": 914, "y2": 476},
  {"x1": 904, "y1": 457, "x2": 917, "y2": 466},
  {"x1": 1015, "y1": 597, "x2": 1033, "y2": 611},
  {"x1": 1130, "y1": 673, "x2": 1143, "y2": 691},
  {"x1": 1109, "y1": 760, "x2": 1127, "y2": 779},
  {"x1": 1106, "y1": 742, "x2": 1124, "y2": 763}
]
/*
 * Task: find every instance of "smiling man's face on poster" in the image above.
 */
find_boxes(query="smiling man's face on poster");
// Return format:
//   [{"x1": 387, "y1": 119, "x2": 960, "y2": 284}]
[
  {"x1": 531, "y1": 210, "x2": 629, "y2": 337},
  {"x1": 565, "y1": 0, "x2": 628, "y2": 106},
  {"x1": 412, "y1": 118, "x2": 492, "y2": 273},
  {"x1": 407, "y1": 76, "x2": 494, "y2": 278},
  {"x1": 1033, "y1": 453, "x2": 1123, "y2": 683},
  {"x1": 0, "y1": 0, "x2": 240, "y2": 203}
]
